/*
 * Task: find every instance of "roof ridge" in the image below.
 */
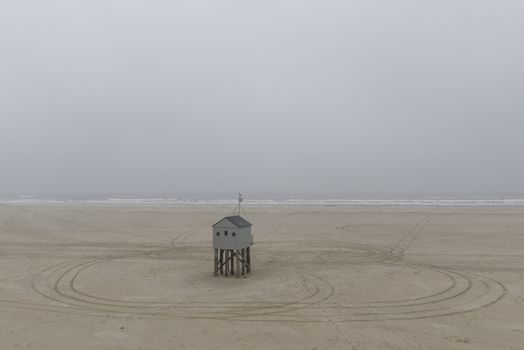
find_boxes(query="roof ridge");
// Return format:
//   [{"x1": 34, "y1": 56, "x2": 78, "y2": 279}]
[{"x1": 213, "y1": 215, "x2": 251, "y2": 228}]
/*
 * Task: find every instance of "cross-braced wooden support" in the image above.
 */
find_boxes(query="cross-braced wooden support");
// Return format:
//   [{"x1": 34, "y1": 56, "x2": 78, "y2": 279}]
[{"x1": 214, "y1": 248, "x2": 251, "y2": 277}]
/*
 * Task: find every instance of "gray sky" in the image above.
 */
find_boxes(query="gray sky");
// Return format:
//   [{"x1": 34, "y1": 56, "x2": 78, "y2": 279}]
[{"x1": 1, "y1": 0, "x2": 523, "y2": 197}]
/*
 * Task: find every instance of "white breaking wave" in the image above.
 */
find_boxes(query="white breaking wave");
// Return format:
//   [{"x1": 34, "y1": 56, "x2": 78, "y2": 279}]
[{"x1": 2, "y1": 197, "x2": 524, "y2": 206}]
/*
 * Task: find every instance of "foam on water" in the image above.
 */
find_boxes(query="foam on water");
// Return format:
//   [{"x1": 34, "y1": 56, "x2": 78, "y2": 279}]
[{"x1": 2, "y1": 197, "x2": 524, "y2": 207}]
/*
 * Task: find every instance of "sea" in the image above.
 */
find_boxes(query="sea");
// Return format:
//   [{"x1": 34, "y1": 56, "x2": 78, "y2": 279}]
[{"x1": 1, "y1": 193, "x2": 524, "y2": 207}]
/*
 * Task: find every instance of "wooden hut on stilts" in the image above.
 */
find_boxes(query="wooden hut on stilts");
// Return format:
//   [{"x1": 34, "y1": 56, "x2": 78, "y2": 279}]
[{"x1": 213, "y1": 194, "x2": 253, "y2": 277}]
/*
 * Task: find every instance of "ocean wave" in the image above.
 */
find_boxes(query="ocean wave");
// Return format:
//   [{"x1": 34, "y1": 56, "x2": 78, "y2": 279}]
[{"x1": 2, "y1": 198, "x2": 524, "y2": 206}]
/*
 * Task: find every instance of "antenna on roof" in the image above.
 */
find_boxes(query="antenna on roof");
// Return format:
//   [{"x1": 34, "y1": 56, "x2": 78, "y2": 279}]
[{"x1": 232, "y1": 193, "x2": 244, "y2": 216}]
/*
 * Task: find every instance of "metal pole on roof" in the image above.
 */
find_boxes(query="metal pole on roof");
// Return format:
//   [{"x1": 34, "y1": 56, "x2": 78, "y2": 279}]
[
  {"x1": 232, "y1": 193, "x2": 243, "y2": 215},
  {"x1": 238, "y1": 193, "x2": 243, "y2": 215}
]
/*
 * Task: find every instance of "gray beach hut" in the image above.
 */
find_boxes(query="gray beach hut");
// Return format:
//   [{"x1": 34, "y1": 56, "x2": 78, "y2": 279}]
[{"x1": 212, "y1": 215, "x2": 252, "y2": 277}]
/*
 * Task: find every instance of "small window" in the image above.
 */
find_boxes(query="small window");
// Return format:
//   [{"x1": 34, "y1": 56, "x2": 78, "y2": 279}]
[
  {"x1": 216, "y1": 232, "x2": 220, "y2": 236},
  {"x1": 232, "y1": 232, "x2": 236, "y2": 237},
  {"x1": 225, "y1": 230, "x2": 228, "y2": 236}
]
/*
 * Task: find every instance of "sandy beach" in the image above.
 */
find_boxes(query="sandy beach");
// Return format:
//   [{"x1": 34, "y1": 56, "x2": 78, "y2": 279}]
[{"x1": 1, "y1": 205, "x2": 523, "y2": 349}]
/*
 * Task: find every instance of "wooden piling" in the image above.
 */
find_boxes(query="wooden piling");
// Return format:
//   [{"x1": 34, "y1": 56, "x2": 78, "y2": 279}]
[
  {"x1": 241, "y1": 248, "x2": 245, "y2": 275},
  {"x1": 219, "y1": 249, "x2": 224, "y2": 275},
  {"x1": 246, "y1": 247, "x2": 251, "y2": 273},
  {"x1": 230, "y1": 250, "x2": 234, "y2": 275},
  {"x1": 235, "y1": 250, "x2": 240, "y2": 278},
  {"x1": 214, "y1": 249, "x2": 218, "y2": 276},
  {"x1": 224, "y1": 250, "x2": 229, "y2": 276}
]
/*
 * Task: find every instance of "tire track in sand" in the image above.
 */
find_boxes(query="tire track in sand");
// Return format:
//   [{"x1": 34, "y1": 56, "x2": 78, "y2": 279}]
[{"x1": 22, "y1": 209, "x2": 506, "y2": 321}]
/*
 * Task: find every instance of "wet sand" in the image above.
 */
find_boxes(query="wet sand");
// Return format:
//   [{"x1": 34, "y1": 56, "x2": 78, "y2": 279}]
[{"x1": 1, "y1": 205, "x2": 523, "y2": 349}]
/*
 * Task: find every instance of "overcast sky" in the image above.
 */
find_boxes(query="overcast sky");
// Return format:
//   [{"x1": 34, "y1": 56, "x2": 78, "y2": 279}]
[{"x1": 1, "y1": 0, "x2": 523, "y2": 197}]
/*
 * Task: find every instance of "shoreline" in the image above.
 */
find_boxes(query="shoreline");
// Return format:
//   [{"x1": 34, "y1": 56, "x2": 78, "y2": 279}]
[{"x1": 2, "y1": 196, "x2": 524, "y2": 207}]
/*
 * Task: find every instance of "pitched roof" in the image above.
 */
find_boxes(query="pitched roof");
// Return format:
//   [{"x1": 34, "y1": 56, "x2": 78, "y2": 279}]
[{"x1": 213, "y1": 215, "x2": 252, "y2": 228}]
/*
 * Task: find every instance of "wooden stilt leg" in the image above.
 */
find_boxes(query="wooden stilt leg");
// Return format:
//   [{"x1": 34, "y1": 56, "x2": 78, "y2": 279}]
[
  {"x1": 236, "y1": 250, "x2": 240, "y2": 278},
  {"x1": 219, "y1": 249, "x2": 224, "y2": 275},
  {"x1": 230, "y1": 250, "x2": 235, "y2": 276},
  {"x1": 224, "y1": 250, "x2": 229, "y2": 276},
  {"x1": 241, "y1": 248, "x2": 245, "y2": 275},
  {"x1": 230, "y1": 249, "x2": 233, "y2": 276},
  {"x1": 214, "y1": 249, "x2": 218, "y2": 276},
  {"x1": 246, "y1": 247, "x2": 251, "y2": 273}
]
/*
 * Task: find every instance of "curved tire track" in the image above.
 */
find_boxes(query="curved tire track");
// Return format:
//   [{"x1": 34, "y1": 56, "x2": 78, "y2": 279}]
[
  {"x1": 23, "y1": 209, "x2": 507, "y2": 322},
  {"x1": 30, "y1": 245, "x2": 506, "y2": 322}
]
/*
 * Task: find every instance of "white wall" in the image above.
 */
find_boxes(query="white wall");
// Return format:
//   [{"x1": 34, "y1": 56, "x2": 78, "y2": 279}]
[{"x1": 213, "y1": 222, "x2": 252, "y2": 249}]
